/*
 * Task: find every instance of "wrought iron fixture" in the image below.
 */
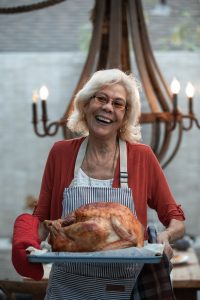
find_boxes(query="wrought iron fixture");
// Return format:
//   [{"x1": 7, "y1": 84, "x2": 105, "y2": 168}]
[{"x1": 1, "y1": 0, "x2": 199, "y2": 168}]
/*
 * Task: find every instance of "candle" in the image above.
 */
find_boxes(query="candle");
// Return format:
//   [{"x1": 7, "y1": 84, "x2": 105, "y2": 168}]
[
  {"x1": 185, "y1": 82, "x2": 194, "y2": 115},
  {"x1": 32, "y1": 90, "x2": 38, "y2": 124},
  {"x1": 32, "y1": 90, "x2": 38, "y2": 103},
  {"x1": 170, "y1": 78, "x2": 180, "y2": 112},
  {"x1": 39, "y1": 85, "x2": 49, "y2": 121}
]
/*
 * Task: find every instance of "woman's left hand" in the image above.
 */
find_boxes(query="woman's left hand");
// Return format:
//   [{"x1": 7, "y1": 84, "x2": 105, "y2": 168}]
[
  {"x1": 157, "y1": 219, "x2": 185, "y2": 260},
  {"x1": 157, "y1": 231, "x2": 174, "y2": 259}
]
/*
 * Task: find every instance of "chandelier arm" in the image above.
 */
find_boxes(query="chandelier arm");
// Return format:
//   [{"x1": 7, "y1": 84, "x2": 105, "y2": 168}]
[
  {"x1": 166, "y1": 111, "x2": 178, "y2": 131},
  {"x1": 128, "y1": 0, "x2": 159, "y2": 113},
  {"x1": 106, "y1": 0, "x2": 122, "y2": 69},
  {"x1": 181, "y1": 115, "x2": 200, "y2": 130},
  {"x1": 121, "y1": 1, "x2": 131, "y2": 72},
  {"x1": 161, "y1": 121, "x2": 183, "y2": 169},
  {"x1": 156, "y1": 122, "x2": 172, "y2": 163},
  {"x1": 0, "y1": 0, "x2": 67, "y2": 14},
  {"x1": 62, "y1": 0, "x2": 105, "y2": 123},
  {"x1": 142, "y1": 43, "x2": 171, "y2": 112},
  {"x1": 136, "y1": 0, "x2": 171, "y2": 112},
  {"x1": 150, "y1": 122, "x2": 162, "y2": 155},
  {"x1": 33, "y1": 123, "x2": 48, "y2": 137},
  {"x1": 96, "y1": 1, "x2": 109, "y2": 70},
  {"x1": 135, "y1": 0, "x2": 175, "y2": 164},
  {"x1": 194, "y1": 117, "x2": 200, "y2": 129},
  {"x1": 182, "y1": 115, "x2": 196, "y2": 131},
  {"x1": 46, "y1": 122, "x2": 60, "y2": 136},
  {"x1": 136, "y1": 0, "x2": 172, "y2": 104}
]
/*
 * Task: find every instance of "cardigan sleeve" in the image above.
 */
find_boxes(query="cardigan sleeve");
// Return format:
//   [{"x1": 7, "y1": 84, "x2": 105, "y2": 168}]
[
  {"x1": 147, "y1": 147, "x2": 185, "y2": 227},
  {"x1": 33, "y1": 145, "x2": 55, "y2": 221}
]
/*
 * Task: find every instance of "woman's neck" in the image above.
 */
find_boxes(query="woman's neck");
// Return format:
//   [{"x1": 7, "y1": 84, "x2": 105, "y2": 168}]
[
  {"x1": 87, "y1": 135, "x2": 118, "y2": 156},
  {"x1": 82, "y1": 135, "x2": 119, "y2": 179}
]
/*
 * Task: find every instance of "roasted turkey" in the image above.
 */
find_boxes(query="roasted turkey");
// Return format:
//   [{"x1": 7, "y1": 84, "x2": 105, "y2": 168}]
[{"x1": 44, "y1": 202, "x2": 144, "y2": 252}]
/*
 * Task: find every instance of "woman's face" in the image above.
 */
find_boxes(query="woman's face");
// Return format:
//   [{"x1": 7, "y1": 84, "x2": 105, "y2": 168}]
[{"x1": 83, "y1": 83, "x2": 127, "y2": 140}]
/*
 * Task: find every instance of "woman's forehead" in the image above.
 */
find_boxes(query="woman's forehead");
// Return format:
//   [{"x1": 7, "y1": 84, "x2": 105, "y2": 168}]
[{"x1": 97, "y1": 83, "x2": 127, "y2": 99}]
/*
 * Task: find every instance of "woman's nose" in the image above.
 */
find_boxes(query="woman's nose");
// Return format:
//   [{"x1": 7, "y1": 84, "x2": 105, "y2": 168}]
[{"x1": 101, "y1": 100, "x2": 114, "y2": 112}]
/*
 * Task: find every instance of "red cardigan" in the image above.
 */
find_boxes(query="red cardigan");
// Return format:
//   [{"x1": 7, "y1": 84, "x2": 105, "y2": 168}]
[{"x1": 34, "y1": 137, "x2": 185, "y2": 228}]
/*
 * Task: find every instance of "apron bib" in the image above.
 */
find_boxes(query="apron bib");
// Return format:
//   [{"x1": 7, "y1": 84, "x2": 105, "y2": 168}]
[{"x1": 45, "y1": 138, "x2": 143, "y2": 300}]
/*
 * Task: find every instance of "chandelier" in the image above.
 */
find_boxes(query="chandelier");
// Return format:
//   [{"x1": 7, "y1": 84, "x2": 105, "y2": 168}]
[{"x1": 1, "y1": 0, "x2": 199, "y2": 168}]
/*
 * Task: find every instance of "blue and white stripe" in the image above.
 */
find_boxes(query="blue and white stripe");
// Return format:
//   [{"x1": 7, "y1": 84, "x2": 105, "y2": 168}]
[
  {"x1": 45, "y1": 266, "x2": 138, "y2": 300},
  {"x1": 51, "y1": 261, "x2": 141, "y2": 279},
  {"x1": 62, "y1": 186, "x2": 135, "y2": 217}
]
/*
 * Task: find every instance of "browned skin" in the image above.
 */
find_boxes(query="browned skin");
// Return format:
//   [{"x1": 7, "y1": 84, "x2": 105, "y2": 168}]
[{"x1": 44, "y1": 202, "x2": 144, "y2": 252}]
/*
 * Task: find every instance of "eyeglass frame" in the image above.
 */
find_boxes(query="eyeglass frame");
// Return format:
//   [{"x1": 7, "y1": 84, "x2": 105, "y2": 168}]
[{"x1": 90, "y1": 93, "x2": 128, "y2": 111}]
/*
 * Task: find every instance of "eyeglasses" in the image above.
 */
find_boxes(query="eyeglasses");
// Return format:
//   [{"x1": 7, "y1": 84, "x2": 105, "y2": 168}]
[{"x1": 92, "y1": 93, "x2": 127, "y2": 111}]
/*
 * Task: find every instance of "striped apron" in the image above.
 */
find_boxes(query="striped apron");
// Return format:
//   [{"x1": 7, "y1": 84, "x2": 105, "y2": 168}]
[{"x1": 45, "y1": 139, "x2": 143, "y2": 300}]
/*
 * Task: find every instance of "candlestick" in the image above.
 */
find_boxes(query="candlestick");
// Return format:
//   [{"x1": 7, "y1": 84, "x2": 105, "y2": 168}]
[
  {"x1": 170, "y1": 78, "x2": 180, "y2": 113},
  {"x1": 185, "y1": 82, "x2": 194, "y2": 115},
  {"x1": 32, "y1": 90, "x2": 38, "y2": 124},
  {"x1": 172, "y1": 93, "x2": 177, "y2": 112},
  {"x1": 32, "y1": 102, "x2": 37, "y2": 124},
  {"x1": 188, "y1": 97, "x2": 193, "y2": 115},
  {"x1": 41, "y1": 100, "x2": 48, "y2": 121},
  {"x1": 39, "y1": 86, "x2": 49, "y2": 122}
]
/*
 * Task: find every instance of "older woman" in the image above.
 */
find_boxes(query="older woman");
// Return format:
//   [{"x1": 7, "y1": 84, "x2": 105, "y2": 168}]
[{"x1": 12, "y1": 69, "x2": 185, "y2": 299}]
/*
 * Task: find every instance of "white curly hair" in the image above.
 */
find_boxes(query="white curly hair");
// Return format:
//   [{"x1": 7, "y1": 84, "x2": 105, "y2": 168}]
[{"x1": 67, "y1": 69, "x2": 141, "y2": 142}]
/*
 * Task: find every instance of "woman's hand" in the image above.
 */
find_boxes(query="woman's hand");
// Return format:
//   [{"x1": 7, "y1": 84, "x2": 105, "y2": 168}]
[
  {"x1": 157, "y1": 219, "x2": 185, "y2": 260},
  {"x1": 12, "y1": 214, "x2": 44, "y2": 280},
  {"x1": 38, "y1": 220, "x2": 50, "y2": 241},
  {"x1": 157, "y1": 231, "x2": 174, "y2": 259}
]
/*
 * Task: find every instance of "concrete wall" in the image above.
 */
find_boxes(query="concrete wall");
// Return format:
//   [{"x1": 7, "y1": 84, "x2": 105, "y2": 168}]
[
  {"x1": 0, "y1": 51, "x2": 200, "y2": 238},
  {"x1": 0, "y1": 0, "x2": 93, "y2": 52}
]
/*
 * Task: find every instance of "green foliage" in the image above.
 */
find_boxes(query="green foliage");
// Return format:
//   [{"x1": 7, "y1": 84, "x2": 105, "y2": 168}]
[{"x1": 158, "y1": 18, "x2": 200, "y2": 51}]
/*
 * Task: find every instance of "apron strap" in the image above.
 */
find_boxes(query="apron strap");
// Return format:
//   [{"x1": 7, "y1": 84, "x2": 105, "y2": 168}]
[
  {"x1": 119, "y1": 139, "x2": 128, "y2": 188},
  {"x1": 74, "y1": 137, "x2": 128, "y2": 188},
  {"x1": 74, "y1": 137, "x2": 89, "y2": 176}
]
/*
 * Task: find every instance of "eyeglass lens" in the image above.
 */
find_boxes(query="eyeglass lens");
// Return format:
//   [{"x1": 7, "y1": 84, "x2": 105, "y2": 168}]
[{"x1": 94, "y1": 94, "x2": 127, "y2": 110}]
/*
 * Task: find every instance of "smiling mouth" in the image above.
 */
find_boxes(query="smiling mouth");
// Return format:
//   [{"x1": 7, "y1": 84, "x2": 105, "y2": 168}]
[{"x1": 95, "y1": 115, "x2": 113, "y2": 125}]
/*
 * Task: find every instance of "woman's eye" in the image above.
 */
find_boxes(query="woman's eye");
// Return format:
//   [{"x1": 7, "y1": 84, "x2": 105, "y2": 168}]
[
  {"x1": 113, "y1": 101, "x2": 125, "y2": 108},
  {"x1": 97, "y1": 96, "x2": 107, "y2": 103}
]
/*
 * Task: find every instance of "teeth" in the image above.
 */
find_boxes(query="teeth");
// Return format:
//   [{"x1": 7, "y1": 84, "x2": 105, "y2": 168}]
[{"x1": 96, "y1": 116, "x2": 112, "y2": 123}]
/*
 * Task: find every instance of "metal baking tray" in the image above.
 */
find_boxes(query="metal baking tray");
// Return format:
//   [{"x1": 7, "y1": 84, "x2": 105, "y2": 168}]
[{"x1": 28, "y1": 246, "x2": 163, "y2": 264}]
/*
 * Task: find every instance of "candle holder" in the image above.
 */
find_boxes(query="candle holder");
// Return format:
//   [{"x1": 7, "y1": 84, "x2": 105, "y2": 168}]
[
  {"x1": 167, "y1": 80, "x2": 200, "y2": 132},
  {"x1": 32, "y1": 86, "x2": 66, "y2": 137}
]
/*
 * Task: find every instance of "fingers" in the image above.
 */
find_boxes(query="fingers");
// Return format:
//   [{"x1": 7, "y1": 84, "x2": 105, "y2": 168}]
[
  {"x1": 44, "y1": 220, "x2": 63, "y2": 238},
  {"x1": 44, "y1": 219, "x2": 62, "y2": 229},
  {"x1": 164, "y1": 242, "x2": 174, "y2": 260},
  {"x1": 43, "y1": 220, "x2": 52, "y2": 228},
  {"x1": 157, "y1": 231, "x2": 174, "y2": 259}
]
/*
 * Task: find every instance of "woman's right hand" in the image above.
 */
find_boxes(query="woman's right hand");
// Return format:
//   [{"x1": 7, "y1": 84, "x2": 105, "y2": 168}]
[
  {"x1": 38, "y1": 220, "x2": 51, "y2": 241},
  {"x1": 12, "y1": 213, "x2": 44, "y2": 280}
]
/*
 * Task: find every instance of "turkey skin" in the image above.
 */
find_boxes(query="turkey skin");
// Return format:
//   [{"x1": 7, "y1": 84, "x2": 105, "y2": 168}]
[{"x1": 44, "y1": 202, "x2": 144, "y2": 252}]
